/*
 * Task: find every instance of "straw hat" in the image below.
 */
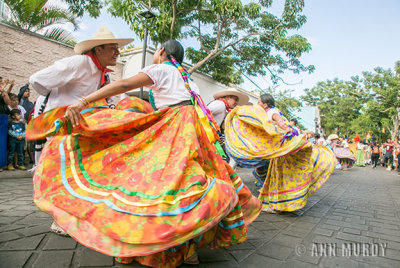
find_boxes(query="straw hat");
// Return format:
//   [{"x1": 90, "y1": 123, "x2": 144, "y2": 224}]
[
  {"x1": 74, "y1": 25, "x2": 134, "y2": 54},
  {"x1": 327, "y1": 134, "x2": 339, "y2": 140},
  {"x1": 213, "y1": 89, "x2": 249, "y2": 106},
  {"x1": 303, "y1": 130, "x2": 315, "y2": 137}
]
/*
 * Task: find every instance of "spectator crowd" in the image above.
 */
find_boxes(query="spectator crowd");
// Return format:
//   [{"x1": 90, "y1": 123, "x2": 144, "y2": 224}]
[{"x1": 0, "y1": 78, "x2": 35, "y2": 172}]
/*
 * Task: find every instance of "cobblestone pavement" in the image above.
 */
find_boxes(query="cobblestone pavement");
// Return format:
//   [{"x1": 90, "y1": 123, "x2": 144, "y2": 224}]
[{"x1": 0, "y1": 166, "x2": 399, "y2": 268}]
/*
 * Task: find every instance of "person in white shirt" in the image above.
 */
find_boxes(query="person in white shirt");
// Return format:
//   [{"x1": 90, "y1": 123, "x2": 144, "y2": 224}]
[
  {"x1": 341, "y1": 138, "x2": 349, "y2": 148},
  {"x1": 258, "y1": 94, "x2": 293, "y2": 133},
  {"x1": 29, "y1": 25, "x2": 133, "y2": 236},
  {"x1": 250, "y1": 93, "x2": 296, "y2": 190},
  {"x1": 30, "y1": 25, "x2": 133, "y2": 112},
  {"x1": 207, "y1": 90, "x2": 249, "y2": 169},
  {"x1": 315, "y1": 133, "x2": 327, "y2": 146},
  {"x1": 208, "y1": 90, "x2": 249, "y2": 127}
]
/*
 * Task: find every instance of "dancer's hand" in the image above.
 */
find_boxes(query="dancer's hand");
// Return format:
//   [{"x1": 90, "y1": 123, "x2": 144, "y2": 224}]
[
  {"x1": 280, "y1": 126, "x2": 299, "y2": 146},
  {"x1": 65, "y1": 101, "x2": 85, "y2": 127},
  {"x1": 290, "y1": 127, "x2": 299, "y2": 136}
]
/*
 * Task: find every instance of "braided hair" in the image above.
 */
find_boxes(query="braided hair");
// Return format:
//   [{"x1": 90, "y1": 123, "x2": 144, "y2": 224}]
[
  {"x1": 161, "y1": 40, "x2": 184, "y2": 64},
  {"x1": 260, "y1": 93, "x2": 275, "y2": 108},
  {"x1": 161, "y1": 40, "x2": 216, "y2": 125}
]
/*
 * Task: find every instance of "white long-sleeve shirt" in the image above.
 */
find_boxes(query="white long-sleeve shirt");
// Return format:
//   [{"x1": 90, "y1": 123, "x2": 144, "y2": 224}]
[
  {"x1": 208, "y1": 100, "x2": 227, "y2": 127},
  {"x1": 29, "y1": 55, "x2": 103, "y2": 112}
]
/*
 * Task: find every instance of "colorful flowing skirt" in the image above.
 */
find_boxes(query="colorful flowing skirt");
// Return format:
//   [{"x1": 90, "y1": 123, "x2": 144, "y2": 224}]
[
  {"x1": 225, "y1": 104, "x2": 336, "y2": 212},
  {"x1": 332, "y1": 145, "x2": 356, "y2": 163},
  {"x1": 355, "y1": 149, "x2": 366, "y2": 166},
  {"x1": 27, "y1": 97, "x2": 261, "y2": 267}
]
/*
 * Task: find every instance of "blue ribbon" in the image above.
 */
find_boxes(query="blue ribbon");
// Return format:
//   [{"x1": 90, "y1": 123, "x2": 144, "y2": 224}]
[{"x1": 58, "y1": 136, "x2": 217, "y2": 217}]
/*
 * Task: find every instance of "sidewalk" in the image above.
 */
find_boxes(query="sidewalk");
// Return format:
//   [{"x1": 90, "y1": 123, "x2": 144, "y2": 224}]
[{"x1": 0, "y1": 166, "x2": 399, "y2": 267}]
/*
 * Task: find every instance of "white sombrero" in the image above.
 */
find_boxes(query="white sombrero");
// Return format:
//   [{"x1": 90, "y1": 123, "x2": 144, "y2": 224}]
[
  {"x1": 327, "y1": 134, "x2": 339, "y2": 140},
  {"x1": 213, "y1": 90, "x2": 249, "y2": 106},
  {"x1": 74, "y1": 25, "x2": 134, "y2": 54}
]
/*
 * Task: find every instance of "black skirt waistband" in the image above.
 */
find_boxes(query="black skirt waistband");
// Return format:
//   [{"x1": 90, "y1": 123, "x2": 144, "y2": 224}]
[{"x1": 168, "y1": 100, "x2": 193, "y2": 107}]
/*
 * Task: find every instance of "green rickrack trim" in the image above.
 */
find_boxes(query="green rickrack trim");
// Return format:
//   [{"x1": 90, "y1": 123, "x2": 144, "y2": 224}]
[
  {"x1": 231, "y1": 204, "x2": 242, "y2": 212},
  {"x1": 74, "y1": 136, "x2": 204, "y2": 199},
  {"x1": 67, "y1": 120, "x2": 72, "y2": 135},
  {"x1": 230, "y1": 172, "x2": 238, "y2": 179},
  {"x1": 149, "y1": 90, "x2": 158, "y2": 111},
  {"x1": 214, "y1": 141, "x2": 227, "y2": 158}
]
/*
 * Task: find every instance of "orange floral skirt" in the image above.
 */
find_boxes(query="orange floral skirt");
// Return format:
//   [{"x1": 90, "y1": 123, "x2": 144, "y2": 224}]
[{"x1": 27, "y1": 97, "x2": 261, "y2": 267}]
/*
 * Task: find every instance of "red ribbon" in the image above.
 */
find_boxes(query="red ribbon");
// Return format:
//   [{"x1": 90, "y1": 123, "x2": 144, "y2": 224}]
[
  {"x1": 85, "y1": 51, "x2": 113, "y2": 86},
  {"x1": 218, "y1": 98, "x2": 231, "y2": 112}
]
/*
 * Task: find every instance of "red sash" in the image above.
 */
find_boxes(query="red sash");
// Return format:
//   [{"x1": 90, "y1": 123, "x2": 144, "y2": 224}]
[{"x1": 85, "y1": 51, "x2": 113, "y2": 86}]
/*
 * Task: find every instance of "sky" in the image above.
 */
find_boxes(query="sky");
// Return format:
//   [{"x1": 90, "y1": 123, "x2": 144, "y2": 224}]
[{"x1": 70, "y1": 0, "x2": 400, "y2": 98}]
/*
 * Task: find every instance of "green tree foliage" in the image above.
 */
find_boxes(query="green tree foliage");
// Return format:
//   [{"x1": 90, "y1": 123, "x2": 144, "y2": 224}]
[
  {"x1": 301, "y1": 77, "x2": 369, "y2": 136},
  {"x1": 301, "y1": 62, "x2": 400, "y2": 141},
  {"x1": 361, "y1": 64, "x2": 400, "y2": 140},
  {"x1": 63, "y1": 0, "x2": 314, "y2": 85},
  {"x1": 3, "y1": 0, "x2": 78, "y2": 45}
]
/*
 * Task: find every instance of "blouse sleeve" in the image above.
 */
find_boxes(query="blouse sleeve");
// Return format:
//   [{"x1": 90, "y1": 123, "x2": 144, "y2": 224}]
[
  {"x1": 140, "y1": 64, "x2": 165, "y2": 91},
  {"x1": 208, "y1": 100, "x2": 227, "y2": 126},
  {"x1": 266, "y1": 108, "x2": 280, "y2": 122}
]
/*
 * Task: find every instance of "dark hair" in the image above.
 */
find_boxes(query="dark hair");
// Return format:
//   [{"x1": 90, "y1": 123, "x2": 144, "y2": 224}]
[
  {"x1": 290, "y1": 118, "x2": 298, "y2": 125},
  {"x1": 260, "y1": 93, "x2": 275, "y2": 108},
  {"x1": 10, "y1": 109, "x2": 21, "y2": 118},
  {"x1": 90, "y1": 44, "x2": 105, "y2": 54},
  {"x1": 8, "y1": 93, "x2": 18, "y2": 100},
  {"x1": 315, "y1": 133, "x2": 320, "y2": 139},
  {"x1": 161, "y1": 40, "x2": 184, "y2": 64}
]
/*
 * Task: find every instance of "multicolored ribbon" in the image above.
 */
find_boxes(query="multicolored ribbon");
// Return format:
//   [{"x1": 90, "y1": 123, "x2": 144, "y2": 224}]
[
  {"x1": 169, "y1": 58, "x2": 220, "y2": 145},
  {"x1": 280, "y1": 126, "x2": 299, "y2": 146}
]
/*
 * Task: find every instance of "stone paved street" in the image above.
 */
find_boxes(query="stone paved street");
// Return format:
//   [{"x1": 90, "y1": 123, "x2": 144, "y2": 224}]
[{"x1": 0, "y1": 166, "x2": 399, "y2": 268}]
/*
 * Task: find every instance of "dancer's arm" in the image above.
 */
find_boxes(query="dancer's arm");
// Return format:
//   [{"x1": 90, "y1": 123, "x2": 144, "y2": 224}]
[
  {"x1": 272, "y1": 113, "x2": 291, "y2": 133},
  {"x1": 65, "y1": 73, "x2": 153, "y2": 126}
]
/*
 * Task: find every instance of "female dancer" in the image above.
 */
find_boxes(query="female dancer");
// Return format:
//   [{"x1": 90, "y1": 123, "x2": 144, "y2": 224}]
[
  {"x1": 27, "y1": 40, "x2": 261, "y2": 267},
  {"x1": 225, "y1": 93, "x2": 336, "y2": 213},
  {"x1": 331, "y1": 137, "x2": 356, "y2": 170}
]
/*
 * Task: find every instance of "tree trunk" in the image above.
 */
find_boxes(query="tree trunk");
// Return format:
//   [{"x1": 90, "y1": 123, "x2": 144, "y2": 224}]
[
  {"x1": 188, "y1": 51, "x2": 217, "y2": 74},
  {"x1": 392, "y1": 109, "x2": 400, "y2": 140}
]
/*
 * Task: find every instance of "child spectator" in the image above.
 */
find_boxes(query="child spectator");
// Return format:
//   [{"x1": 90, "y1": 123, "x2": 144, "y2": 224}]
[
  {"x1": 8, "y1": 93, "x2": 26, "y2": 122},
  {"x1": 7, "y1": 109, "x2": 26, "y2": 170}
]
